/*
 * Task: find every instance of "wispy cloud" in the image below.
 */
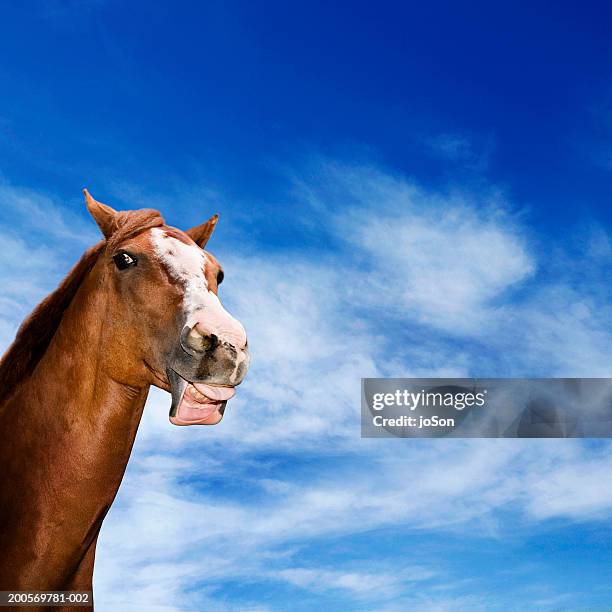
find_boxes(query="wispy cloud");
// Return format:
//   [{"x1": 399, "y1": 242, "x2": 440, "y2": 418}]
[
  {"x1": 426, "y1": 132, "x2": 493, "y2": 172},
  {"x1": 0, "y1": 178, "x2": 97, "y2": 244},
  {"x1": 0, "y1": 179, "x2": 100, "y2": 345},
  {"x1": 2, "y1": 162, "x2": 612, "y2": 610}
]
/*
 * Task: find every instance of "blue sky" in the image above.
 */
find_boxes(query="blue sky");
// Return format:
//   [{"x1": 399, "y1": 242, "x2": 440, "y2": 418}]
[{"x1": 2, "y1": 1, "x2": 612, "y2": 610}]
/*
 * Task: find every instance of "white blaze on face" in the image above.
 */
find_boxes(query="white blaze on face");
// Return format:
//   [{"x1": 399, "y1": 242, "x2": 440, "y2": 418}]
[{"x1": 149, "y1": 228, "x2": 247, "y2": 350}]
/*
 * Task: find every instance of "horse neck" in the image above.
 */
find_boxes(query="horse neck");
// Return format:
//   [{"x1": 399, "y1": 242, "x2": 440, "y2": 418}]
[
  {"x1": 0, "y1": 263, "x2": 150, "y2": 585},
  {"x1": 4, "y1": 266, "x2": 149, "y2": 473}
]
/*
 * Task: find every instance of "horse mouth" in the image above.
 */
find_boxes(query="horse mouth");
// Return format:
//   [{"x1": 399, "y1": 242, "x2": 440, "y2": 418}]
[{"x1": 167, "y1": 369, "x2": 236, "y2": 426}]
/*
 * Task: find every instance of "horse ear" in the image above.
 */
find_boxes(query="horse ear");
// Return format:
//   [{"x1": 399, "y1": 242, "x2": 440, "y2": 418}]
[
  {"x1": 83, "y1": 189, "x2": 118, "y2": 239},
  {"x1": 186, "y1": 214, "x2": 219, "y2": 248}
]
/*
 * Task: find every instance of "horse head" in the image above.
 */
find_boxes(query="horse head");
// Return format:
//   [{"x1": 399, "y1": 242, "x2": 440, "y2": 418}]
[{"x1": 84, "y1": 189, "x2": 250, "y2": 425}]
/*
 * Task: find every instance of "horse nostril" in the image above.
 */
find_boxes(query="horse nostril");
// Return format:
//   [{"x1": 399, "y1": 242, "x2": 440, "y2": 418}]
[
  {"x1": 184, "y1": 326, "x2": 206, "y2": 352},
  {"x1": 182, "y1": 326, "x2": 221, "y2": 354},
  {"x1": 208, "y1": 333, "x2": 219, "y2": 351}
]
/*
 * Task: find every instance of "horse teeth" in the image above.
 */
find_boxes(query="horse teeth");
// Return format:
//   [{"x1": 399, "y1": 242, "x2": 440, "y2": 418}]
[{"x1": 187, "y1": 384, "x2": 208, "y2": 403}]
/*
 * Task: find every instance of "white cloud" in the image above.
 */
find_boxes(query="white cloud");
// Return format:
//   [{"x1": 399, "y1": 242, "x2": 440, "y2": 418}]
[
  {"x1": 0, "y1": 178, "x2": 97, "y2": 244},
  {"x1": 348, "y1": 205, "x2": 534, "y2": 333},
  {"x1": 276, "y1": 565, "x2": 436, "y2": 600},
  {"x1": 524, "y1": 445, "x2": 612, "y2": 520},
  {"x1": 2, "y1": 167, "x2": 612, "y2": 610},
  {"x1": 289, "y1": 160, "x2": 536, "y2": 334},
  {"x1": 0, "y1": 231, "x2": 62, "y2": 346},
  {"x1": 0, "y1": 179, "x2": 100, "y2": 345}
]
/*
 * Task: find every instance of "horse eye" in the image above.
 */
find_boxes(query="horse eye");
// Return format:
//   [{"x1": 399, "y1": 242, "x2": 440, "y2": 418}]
[
  {"x1": 113, "y1": 252, "x2": 137, "y2": 270},
  {"x1": 217, "y1": 270, "x2": 224, "y2": 285}
]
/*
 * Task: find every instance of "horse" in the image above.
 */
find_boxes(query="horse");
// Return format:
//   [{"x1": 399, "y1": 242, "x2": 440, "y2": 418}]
[{"x1": 0, "y1": 190, "x2": 250, "y2": 607}]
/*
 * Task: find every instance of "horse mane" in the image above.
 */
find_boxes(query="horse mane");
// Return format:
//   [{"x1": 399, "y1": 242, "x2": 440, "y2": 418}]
[{"x1": 0, "y1": 208, "x2": 165, "y2": 406}]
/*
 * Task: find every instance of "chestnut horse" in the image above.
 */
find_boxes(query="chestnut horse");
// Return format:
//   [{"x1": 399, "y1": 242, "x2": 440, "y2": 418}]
[{"x1": 0, "y1": 191, "x2": 249, "y2": 606}]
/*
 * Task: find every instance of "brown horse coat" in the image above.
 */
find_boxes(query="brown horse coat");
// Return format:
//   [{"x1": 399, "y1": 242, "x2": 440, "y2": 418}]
[{"x1": 0, "y1": 191, "x2": 249, "y2": 609}]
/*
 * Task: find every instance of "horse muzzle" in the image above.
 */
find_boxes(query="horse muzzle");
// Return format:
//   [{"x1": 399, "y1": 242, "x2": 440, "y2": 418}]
[{"x1": 166, "y1": 324, "x2": 250, "y2": 426}]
